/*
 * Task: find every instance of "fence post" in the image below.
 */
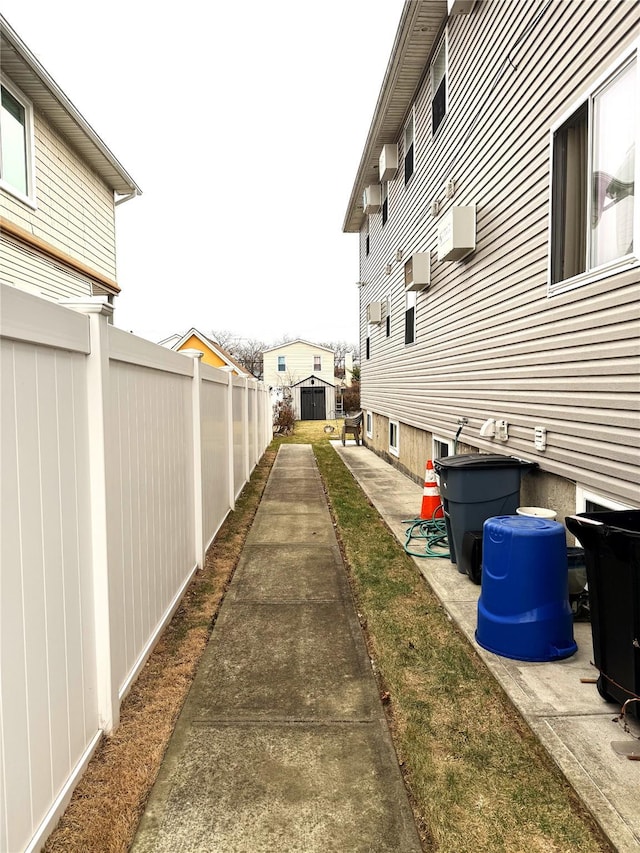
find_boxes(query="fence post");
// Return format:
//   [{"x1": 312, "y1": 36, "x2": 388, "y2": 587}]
[
  {"x1": 182, "y1": 350, "x2": 205, "y2": 570},
  {"x1": 243, "y1": 377, "x2": 250, "y2": 481},
  {"x1": 63, "y1": 297, "x2": 119, "y2": 733},
  {"x1": 227, "y1": 372, "x2": 235, "y2": 510}
]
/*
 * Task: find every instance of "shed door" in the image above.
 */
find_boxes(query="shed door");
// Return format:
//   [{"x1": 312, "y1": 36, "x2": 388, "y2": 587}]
[{"x1": 301, "y1": 387, "x2": 326, "y2": 420}]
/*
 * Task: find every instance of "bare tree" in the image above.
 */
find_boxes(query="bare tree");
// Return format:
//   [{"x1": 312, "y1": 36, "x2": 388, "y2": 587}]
[{"x1": 211, "y1": 330, "x2": 267, "y2": 379}]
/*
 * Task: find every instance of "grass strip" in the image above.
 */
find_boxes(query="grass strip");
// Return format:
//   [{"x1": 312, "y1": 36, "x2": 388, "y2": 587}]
[{"x1": 300, "y1": 428, "x2": 611, "y2": 853}]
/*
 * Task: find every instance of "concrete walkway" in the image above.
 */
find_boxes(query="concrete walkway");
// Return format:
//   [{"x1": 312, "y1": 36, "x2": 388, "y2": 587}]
[
  {"x1": 333, "y1": 442, "x2": 640, "y2": 853},
  {"x1": 132, "y1": 445, "x2": 422, "y2": 853}
]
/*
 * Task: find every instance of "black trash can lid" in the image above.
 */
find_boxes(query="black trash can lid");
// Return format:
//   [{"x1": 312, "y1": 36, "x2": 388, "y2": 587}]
[{"x1": 434, "y1": 453, "x2": 537, "y2": 471}]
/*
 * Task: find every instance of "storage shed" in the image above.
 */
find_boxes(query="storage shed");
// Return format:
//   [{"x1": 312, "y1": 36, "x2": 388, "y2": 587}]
[{"x1": 291, "y1": 375, "x2": 337, "y2": 421}]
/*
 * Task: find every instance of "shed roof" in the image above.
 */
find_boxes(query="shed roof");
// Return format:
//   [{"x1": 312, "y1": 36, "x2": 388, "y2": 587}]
[
  {"x1": 0, "y1": 15, "x2": 141, "y2": 198},
  {"x1": 342, "y1": 0, "x2": 447, "y2": 233},
  {"x1": 291, "y1": 374, "x2": 337, "y2": 389}
]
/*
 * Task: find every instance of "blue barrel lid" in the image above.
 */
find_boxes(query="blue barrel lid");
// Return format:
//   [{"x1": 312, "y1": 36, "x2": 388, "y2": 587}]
[{"x1": 434, "y1": 453, "x2": 537, "y2": 471}]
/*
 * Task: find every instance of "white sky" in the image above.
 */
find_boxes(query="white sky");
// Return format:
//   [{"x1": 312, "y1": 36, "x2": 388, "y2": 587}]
[{"x1": 2, "y1": 0, "x2": 403, "y2": 347}]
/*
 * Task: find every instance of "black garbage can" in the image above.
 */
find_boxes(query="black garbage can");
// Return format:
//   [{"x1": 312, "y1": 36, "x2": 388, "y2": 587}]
[
  {"x1": 434, "y1": 454, "x2": 537, "y2": 570},
  {"x1": 565, "y1": 510, "x2": 640, "y2": 718}
]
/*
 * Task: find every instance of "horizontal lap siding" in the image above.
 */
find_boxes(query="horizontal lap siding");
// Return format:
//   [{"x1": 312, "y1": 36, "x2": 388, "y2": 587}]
[
  {"x1": 361, "y1": 0, "x2": 640, "y2": 504},
  {"x1": 1, "y1": 109, "x2": 116, "y2": 281}
]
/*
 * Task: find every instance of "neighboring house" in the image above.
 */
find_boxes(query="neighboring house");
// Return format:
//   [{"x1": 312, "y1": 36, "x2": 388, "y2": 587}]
[
  {"x1": 0, "y1": 16, "x2": 140, "y2": 303},
  {"x1": 344, "y1": 0, "x2": 639, "y2": 518},
  {"x1": 263, "y1": 339, "x2": 336, "y2": 389},
  {"x1": 160, "y1": 328, "x2": 253, "y2": 376},
  {"x1": 263, "y1": 339, "x2": 339, "y2": 420}
]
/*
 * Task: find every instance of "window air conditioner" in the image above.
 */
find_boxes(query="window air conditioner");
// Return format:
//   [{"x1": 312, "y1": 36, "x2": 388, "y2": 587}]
[
  {"x1": 379, "y1": 144, "x2": 399, "y2": 182},
  {"x1": 367, "y1": 301, "x2": 384, "y2": 324},
  {"x1": 437, "y1": 205, "x2": 476, "y2": 261},
  {"x1": 362, "y1": 184, "x2": 381, "y2": 215},
  {"x1": 404, "y1": 253, "x2": 430, "y2": 291},
  {"x1": 448, "y1": 0, "x2": 477, "y2": 14}
]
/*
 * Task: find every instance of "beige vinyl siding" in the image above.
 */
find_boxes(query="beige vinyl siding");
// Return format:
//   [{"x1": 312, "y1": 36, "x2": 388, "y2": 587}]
[
  {"x1": 1, "y1": 234, "x2": 92, "y2": 299},
  {"x1": 263, "y1": 341, "x2": 336, "y2": 389},
  {"x1": 1, "y1": 104, "x2": 116, "y2": 281},
  {"x1": 360, "y1": 0, "x2": 640, "y2": 505}
]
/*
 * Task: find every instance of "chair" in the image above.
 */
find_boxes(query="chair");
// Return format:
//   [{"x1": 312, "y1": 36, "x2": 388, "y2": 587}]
[{"x1": 341, "y1": 412, "x2": 363, "y2": 446}]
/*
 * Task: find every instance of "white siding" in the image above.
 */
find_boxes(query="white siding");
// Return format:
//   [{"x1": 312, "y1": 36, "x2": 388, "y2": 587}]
[
  {"x1": 359, "y1": 0, "x2": 640, "y2": 505},
  {"x1": 263, "y1": 340, "x2": 336, "y2": 388},
  {"x1": 1, "y1": 100, "x2": 117, "y2": 297}
]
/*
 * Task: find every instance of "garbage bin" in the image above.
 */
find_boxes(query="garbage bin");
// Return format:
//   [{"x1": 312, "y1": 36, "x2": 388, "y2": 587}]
[
  {"x1": 476, "y1": 515, "x2": 577, "y2": 662},
  {"x1": 565, "y1": 511, "x2": 640, "y2": 718},
  {"x1": 434, "y1": 454, "x2": 537, "y2": 571}
]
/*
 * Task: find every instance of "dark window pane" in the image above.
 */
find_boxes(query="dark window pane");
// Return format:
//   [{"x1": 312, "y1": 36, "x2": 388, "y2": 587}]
[
  {"x1": 404, "y1": 307, "x2": 415, "y2": 344},
  {"x1": 365, "y1": 234, "x2": 370, "y2": 255},
  {"x1": 382, "y1": 197, "x2": 388, "y2": 225},
  {"x1": 551, "y1": 105, "x2": 588, "y2": 283},
  {"x1": 366, "y1": 337, "x2": 370, "y2": 360},
  {"x1": 404, "y1": 143, "x2": 414, "y2": 184},
  {"x1": 432, "y1": 77, "x2": 446, "y2": 136}
]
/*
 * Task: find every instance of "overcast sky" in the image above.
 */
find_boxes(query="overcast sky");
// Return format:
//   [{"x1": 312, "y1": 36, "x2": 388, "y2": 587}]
[{"x1": 2, "y1": 0, "x2": 403, "y2": 347}]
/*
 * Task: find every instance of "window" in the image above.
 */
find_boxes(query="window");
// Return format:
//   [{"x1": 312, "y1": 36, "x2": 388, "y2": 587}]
[
  {"x1": 364, "y1": 218, "x2": 370, "y2": 256},
  {"x1": 389, "y1": 420, "x2": 399, "y2": 457},
  {"x1": 433, "y1": 436, "x2": 451, "y2": 461},
  {"x1": 551, "y1": 54, "x2": 637, "y2": 287},
  {"x1": 404, "y1": 110, "x2": 415, "y2": 184},
  {"x1": 431, "y1": 36, "x2": 447, "y2": 136},
  {"x1": 366, "y1": 412, "x2": 373, "y2": 438},
  {"x1": 404, "y1": 290, "x2": 416, "y2": 345},
  {"x1": 313, "y1": 355, "x2": 321, "y2": 372},
  {"x1": 575, "y1": 487, "x2": 633, "y2": 514},
  {"x1": 1, "y1": 81, "x2": 34, "y2": 201},
  {"x1": 385, "y1": 295, "x2": 391, "y2": 337},
  {"x1": 365, "y1": 336, "x2": 370, "y2": 360},
  {"x1": 381, "y1": 181, "x2": 388, "y2": 225},
  {"x1": 277, "y1": 355, "x2": 286, "y2": 372}
]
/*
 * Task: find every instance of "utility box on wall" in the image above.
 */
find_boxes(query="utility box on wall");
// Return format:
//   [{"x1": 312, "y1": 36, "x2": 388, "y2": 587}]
[
  {"x1": 379, "y1": 144, "x2": 399, "y2": 182},
  {"x1": 363, "y1": 184, "x2": 381, "y2": 214},
  {"x1": 404, "y1": 252, "x2": 430, "y2": 291},
  {"x1": 437, "y1": 205, "x2": 476, "y2": 261}
]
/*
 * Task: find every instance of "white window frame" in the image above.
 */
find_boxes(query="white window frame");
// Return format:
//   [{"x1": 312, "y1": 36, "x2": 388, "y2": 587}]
[
  {"x1": 385, "y1": 294, "x2": 391, "y2": 337},
  {"x1": 389, "y1": 419, "x2": 400, "y2": 457},
  {"x1": 381, "y1": 180, "x2": 389, "y2": 225},
  {"x1": 431, "y1": 32, "x2": 448, "y2": 138},
  {"x1": 277, "y1": 355, "x2": 286, "y2": 372},
  {"x1": 432, "y1": 435, "x2": 451, "y2": 461},
  {"x1": 313, "y1": 355, "x2": 321, "y2": 372},
  {"x1": 575, "y1": 486, "x2": 634, "y2": 513},
  {"x1": 366, "y1": 411, "x2": 373, "y2": 438},
  {"x1": 0, "y1": 77, "x2": 36, "y2": 207},
  {"x1": 548, "y1": 44, "x2": 639, "y2": 296}
]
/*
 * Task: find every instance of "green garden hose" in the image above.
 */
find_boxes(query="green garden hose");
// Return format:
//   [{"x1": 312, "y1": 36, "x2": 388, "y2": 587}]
[{"x1": 402, "y1": 513, "x2": 450, "y2": 559}]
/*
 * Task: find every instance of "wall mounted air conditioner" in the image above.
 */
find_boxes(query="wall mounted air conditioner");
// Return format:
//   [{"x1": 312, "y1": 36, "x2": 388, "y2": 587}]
[
  {"x1": 362, "y1": 184, "x2": 381, "y2": 214},
  {"x1": 367, "y1": 301, "x2": 384, "y2": 324},
  {"x1": 448, "y1": 0, "x2": 477, "y2": 14},
  {"x1": 404, "y1": 253, "x2": 430, "y2": 291},
  {"x1": 437, "y1": 205, "x2": 476, "y2": 261},
  {"x1": 379, "y1": 144, "x2": 399, "y2": 182}
]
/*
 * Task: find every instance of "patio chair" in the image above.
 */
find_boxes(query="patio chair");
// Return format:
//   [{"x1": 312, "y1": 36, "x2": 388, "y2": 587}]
[{"x1": 341, "y1": 412, "x2": 363, "y2": 446}]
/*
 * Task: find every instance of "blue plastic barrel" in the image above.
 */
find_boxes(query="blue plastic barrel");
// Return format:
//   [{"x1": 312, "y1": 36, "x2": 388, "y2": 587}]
[{"x1": 476, "y1": 516, "x2": 577, "y2": 662}]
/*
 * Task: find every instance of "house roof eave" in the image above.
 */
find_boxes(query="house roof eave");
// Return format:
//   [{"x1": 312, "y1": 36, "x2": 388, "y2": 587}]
[{"x1": 342, "y1": 0, "x2": 448, "y2": 234}]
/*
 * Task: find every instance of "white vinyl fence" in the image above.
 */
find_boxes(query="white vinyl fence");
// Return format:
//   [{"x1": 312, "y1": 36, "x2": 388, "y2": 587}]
[{"x1": 0, "y1": 285, "x2": 272, "y2": 853}]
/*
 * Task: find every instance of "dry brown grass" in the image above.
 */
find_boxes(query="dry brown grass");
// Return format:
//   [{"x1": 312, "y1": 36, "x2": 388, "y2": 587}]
[{"x1": 43, "y1": 447, "x2": 276, "y2": 853}]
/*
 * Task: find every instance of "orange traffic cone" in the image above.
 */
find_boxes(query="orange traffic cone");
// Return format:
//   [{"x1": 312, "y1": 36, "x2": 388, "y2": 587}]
[{"x1": 420, "y1": 460, "x2": 444, "y2": 520}]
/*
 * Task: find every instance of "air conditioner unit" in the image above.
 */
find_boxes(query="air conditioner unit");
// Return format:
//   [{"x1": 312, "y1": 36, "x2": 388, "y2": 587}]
[
  {"x1": 379, "y1": 144, "x2": 399, "y2": 182},
  {"x1": 437, "y1": 205, "x2": 476, "y2": 261},
  {"x1": 404, "y1": 253, "x2": 430, "y2": 291},
  {"x1": 362, "y1": 184, "x2": 381, "y2": 215},
  {"x1": 367, "y1": 301, "x2": 384, "y2": 324},
  {"x1": 448, "y1": 0, "x2": 477, "y2": 14}
]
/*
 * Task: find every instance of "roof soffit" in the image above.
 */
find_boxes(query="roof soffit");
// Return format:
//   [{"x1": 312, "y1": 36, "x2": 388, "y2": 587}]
[{"x1": 343, "y1": 0, "x2": 447, "y2": 233}]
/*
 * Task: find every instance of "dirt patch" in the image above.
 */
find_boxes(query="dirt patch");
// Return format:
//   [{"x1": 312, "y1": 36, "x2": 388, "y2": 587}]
[{"x1": 43, "y1": 448, "x2": 276, "y2": 853}]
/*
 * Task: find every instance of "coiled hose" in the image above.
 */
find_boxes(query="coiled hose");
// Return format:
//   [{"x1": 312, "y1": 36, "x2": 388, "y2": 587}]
[{"x1": 402, "y1": 509, "x2": 450, "y2": 558}]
